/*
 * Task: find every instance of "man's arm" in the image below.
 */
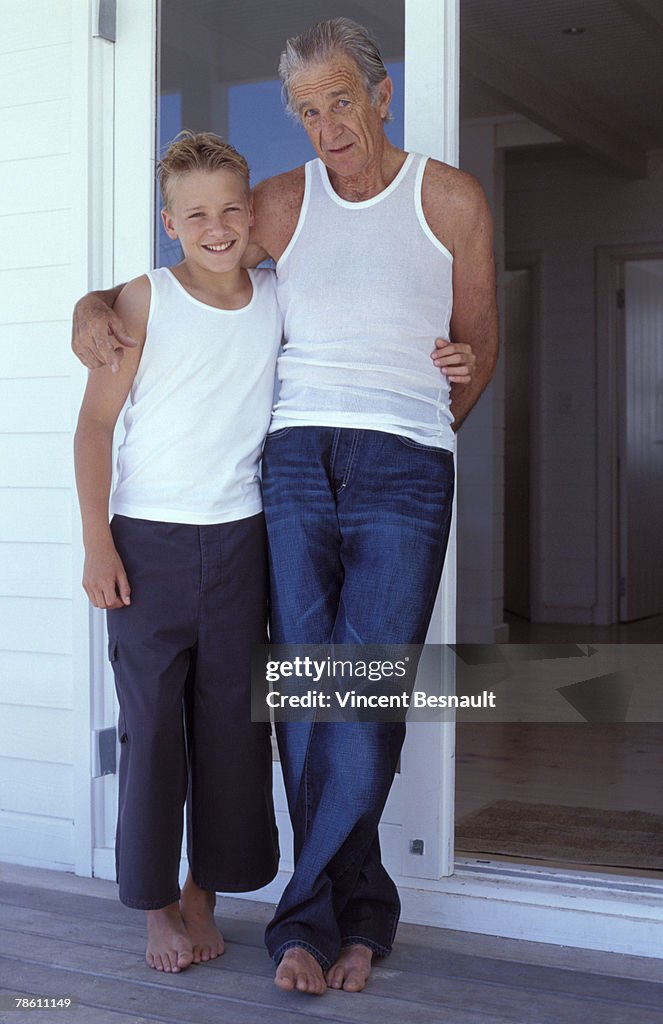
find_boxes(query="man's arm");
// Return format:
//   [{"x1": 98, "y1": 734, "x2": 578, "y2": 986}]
[
  {"x1": 72, "y1": 283, "x2": 139, "y2": 372},
  {"x1": 249, "y1": 168, "x2": 306, "y2": 263},
  {"x1": 74, "y1": 277, "x2": 148, "y2": 608},
  {"x1": 423, "y1": 163, "x2": 499, "y2": 429}
]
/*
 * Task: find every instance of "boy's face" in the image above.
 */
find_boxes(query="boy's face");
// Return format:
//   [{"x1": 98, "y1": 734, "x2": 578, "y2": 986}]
[{"x1": 161, "y1": 168, "x2": 253, "y2": 273}]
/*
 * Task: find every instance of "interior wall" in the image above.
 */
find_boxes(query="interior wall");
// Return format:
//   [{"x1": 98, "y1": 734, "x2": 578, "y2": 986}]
[
  {"x1": 456, "y1": 122, "x2": 507, "y2": 643},
  {"x1": 505, "y1": 148, "x2": 663, "y2": 624}
]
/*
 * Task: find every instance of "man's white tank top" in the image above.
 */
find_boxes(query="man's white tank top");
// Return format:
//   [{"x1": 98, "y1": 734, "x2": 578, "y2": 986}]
[
  {"x1": 272, "y1": 152, "x2": 455, "y2": 450},
  {"x1": 111, "y1": 267, "x2": 282, "y2": 525}
]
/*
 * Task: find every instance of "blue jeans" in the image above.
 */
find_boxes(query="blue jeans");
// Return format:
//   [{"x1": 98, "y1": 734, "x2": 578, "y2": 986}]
[{"x1": 261, "y1": 427, "x2": 454, "y2": 968}]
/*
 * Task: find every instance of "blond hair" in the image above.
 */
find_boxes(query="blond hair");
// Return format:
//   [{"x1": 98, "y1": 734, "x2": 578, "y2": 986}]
[{"x1": 157, "y1": 131, "x2": 250, "y2": 209}]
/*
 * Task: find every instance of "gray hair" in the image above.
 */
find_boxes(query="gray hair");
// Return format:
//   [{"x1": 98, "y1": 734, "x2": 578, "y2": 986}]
[{"x1": 278, "y1": 18, "x2": 392, "y2": 122}]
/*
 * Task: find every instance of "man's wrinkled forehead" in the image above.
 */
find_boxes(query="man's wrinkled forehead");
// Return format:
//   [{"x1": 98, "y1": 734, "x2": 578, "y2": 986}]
[{"x1": 290, "y1": 55, "x2": 367, "y2": 113}]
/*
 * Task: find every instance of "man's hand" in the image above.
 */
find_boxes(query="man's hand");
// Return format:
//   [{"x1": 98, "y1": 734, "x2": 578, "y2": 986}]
[
  {"x1": 72, "y1": 287, "x2": 137, "y2": 373},
  {"x1": 83, "y1": 542, "x2": 131, "y2": 610},
  {"x1": 431, "y1": 337, "x2": 476, "y2": 383}
]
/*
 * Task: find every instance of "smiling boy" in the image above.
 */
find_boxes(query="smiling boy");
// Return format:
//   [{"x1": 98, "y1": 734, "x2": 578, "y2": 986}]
[{"x1": 74, "y1": 132, "x2": 281, "y2": 973}]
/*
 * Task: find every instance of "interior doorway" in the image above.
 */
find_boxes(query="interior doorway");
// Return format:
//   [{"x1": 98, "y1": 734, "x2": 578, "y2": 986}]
[
  {"x1": 618, "y1": 257, "x2": 663, "y2": 622},
  {"x1": 503, "y1": 255, "x2": 540, "y2": 622}
]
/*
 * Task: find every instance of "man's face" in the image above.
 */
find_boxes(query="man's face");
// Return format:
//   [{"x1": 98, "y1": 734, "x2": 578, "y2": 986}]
[{"x1": 290, "y1": 54, "x2": 392, "y2": 178}]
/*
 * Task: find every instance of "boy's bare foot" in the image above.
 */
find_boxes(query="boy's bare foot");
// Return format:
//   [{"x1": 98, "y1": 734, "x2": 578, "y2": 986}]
[
  {"x1": 145, "y1": 903, "x2": 194, "y2": 972},
  {"x1": 274, "y1": 947, "x2": 327, "y2": 995},
  {"x1": 180, "y1": 872, "x2": 225, "y2": 964},
  {"x1": 325, "y1": 944, "x2": 373, "y2": 992}
]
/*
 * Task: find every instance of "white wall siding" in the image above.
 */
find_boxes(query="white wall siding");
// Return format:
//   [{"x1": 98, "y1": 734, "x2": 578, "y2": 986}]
[{"x1": 0, "y1": 0, "x2": 78, "y2": 870}]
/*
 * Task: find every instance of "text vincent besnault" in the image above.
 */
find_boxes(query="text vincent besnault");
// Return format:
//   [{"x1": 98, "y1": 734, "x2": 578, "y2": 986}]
[
  {"x1": 264, "y1": 658, "x2": 496, "y2": 709},
  {"x1": 266, "y1": 689, "x2": 497, "y2": 709}
]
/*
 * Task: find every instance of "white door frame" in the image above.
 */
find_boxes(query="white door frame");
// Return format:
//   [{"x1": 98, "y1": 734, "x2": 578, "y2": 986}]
[
  {"x1": 595, "y1": 243, "x2": 663, "y2": 625},
  {"x1": 88, "y1": 0, "x2": 460, "y2": 881}
]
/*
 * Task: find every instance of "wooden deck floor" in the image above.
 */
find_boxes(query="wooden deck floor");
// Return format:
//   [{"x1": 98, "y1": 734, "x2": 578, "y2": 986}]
[{"x1": 1, "y1": 864, "x2": 662, "y2": 1024}]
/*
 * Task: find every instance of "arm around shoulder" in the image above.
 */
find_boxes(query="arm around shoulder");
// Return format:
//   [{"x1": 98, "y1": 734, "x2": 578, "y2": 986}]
[{"x1": 248, "y1": 168, "x2": 305, "y2": 265}]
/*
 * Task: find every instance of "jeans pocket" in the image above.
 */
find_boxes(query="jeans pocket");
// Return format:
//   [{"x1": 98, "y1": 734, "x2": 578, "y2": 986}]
[
  {"x1": 266, "y1": 426, "x2": 295, "y2": 440},
  {"x1": 394, "y1": 434, "x2": 452, "y2": 456}
]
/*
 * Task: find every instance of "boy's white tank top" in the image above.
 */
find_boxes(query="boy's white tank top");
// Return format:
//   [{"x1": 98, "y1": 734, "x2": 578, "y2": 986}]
[
  {"x1": 272, "y1": 152, "x2": 455, "y2": 450},
  {"x1": 111, "y1": 267, "x2": 282, "y2": 525}
]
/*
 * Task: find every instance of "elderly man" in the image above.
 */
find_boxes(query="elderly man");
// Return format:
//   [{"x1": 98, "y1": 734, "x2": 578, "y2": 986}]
[{"x1": 73, "y1": 17, "x2": 497, "y2": 998}]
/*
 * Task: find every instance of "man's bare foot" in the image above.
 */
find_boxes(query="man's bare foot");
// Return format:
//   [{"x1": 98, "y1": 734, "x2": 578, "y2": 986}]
[
  {"x1": 145, "y1": 903, "x2": 194, "y2": 973},
  {"x1": 325, "y1": 944, "x2": 373, "y2": 992},
  {"x1": 180, "y1": 872, "x2": 225, "y2": 964},
  {"x1": 274, "y1": 947, "x2": 327, "y2": 996}
]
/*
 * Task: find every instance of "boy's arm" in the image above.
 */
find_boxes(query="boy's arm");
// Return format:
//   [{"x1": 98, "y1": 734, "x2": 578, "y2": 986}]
[{"x1": 74, "y1": 276, "x2": 149, "y2": 609}]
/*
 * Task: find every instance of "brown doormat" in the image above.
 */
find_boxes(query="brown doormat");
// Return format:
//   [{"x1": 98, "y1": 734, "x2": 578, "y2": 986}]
[{"x1": 455, "y1": 800, "x2": 663, "y2": 870}]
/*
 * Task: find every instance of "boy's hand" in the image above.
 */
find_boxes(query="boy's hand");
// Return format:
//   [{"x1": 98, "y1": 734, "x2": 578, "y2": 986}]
[
  {"x1": 72, "y1": 294, "x2": 138, "y2": 373},
  {"x1": 83, "y1": 543, "x2": 132, "y2": 609},
  {"x1": 430, "y1": 337, "x2": 476, "y2": 383}
]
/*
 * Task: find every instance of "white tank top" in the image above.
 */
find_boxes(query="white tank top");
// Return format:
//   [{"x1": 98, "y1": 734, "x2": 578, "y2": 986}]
[
  {"x1": 111, "y1": 267, "x2": 282, "y2": 525},
  {"x1": 272, "y1": 152, "x2": 455, "y2": 449}
]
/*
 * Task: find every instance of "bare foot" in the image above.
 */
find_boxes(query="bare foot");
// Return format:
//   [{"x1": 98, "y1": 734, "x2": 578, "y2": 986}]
[
  {"x1": 325, "y1": 944, "x2": 373, "y2": 992},
  {"x1": 274, "y1": 947, "x2": 327, "y2": 996},
  {"x1": 180, "y1": 872, "x2": 225, "y2": 964},
  {"x1": 145, "y1": 903, "x2": 194, "y2": 973}
]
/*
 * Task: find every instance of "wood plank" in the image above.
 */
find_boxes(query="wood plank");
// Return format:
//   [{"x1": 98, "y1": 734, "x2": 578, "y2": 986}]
[
  {"x1": 0, "y1": 489, "x2": 72, "y2": 543},
  {"x1": 0, "y1": 213, "x2": 71, "y2": 272},
  {"x1": 0, "y1": 2, "x2": 71, "y2": 55},
  {"x1": 0, "y1": 705, "x2": 73, "y2": 763},
  {"x1": 0, "y1": 930, "x2": 516, "y2": 1024},
  {"x1": 0, "y1": 157, "x2": 70, "y2": 217},
  {"x1": 0, "y1": 815, "x2": 73, "y2": 870},
  {"x1": 0, "y1": 651, "x2": 72, "y2": 706},
  {"x1": 0, "y1": 267, "x2": 74, "y2": 324},
  {"x1": 0, "y1": 101, "x2": 70, "y2": 162},
  {"x1": 1, "y1": 898, "x2": 663, "y2": 1023},
  {"x1": 0, "y1": 44, "x2": 69, "y2": 109},
  {"x1": 0, "y1": 322, "x2": 72, "y2": 378},
  {"x1": 0, "y1": 963, "x2": 312, "y2": 1024},
  {"x1": 0, "y1": 596, "x2": 71, "y2": 655},
  {"x1": 0, "y1": 435, "x2": 72, "y2": 489},
  {"x1": 0, "y1": 983, "x2": 159, "y2": 1024},
  {"x1": 0, "y1": 542, "x2": 71, "y2": 599},
  {"x1": 0, "y1": 760, "x2": 73, "y2": 819},
  {"x1": 4, "y1": 897, "x2": 663, "y2": 1013}
]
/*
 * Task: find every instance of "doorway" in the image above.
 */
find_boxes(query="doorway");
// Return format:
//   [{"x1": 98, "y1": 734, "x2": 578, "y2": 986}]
[{"x1": 618, "y1": 257, "x2": 663, "y2": 622}]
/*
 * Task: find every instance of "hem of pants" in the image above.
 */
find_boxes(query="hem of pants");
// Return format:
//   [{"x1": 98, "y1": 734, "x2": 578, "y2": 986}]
[
  {"x1": 119, "y1": 889, "x2": 181, "y2": 910},
  {"x1": 341, "y1": 934, "x2": 393, "y2": 957},
  {"x1": 191, "y1": 861, "x2": 279, "y2": 895},
  {"x1": 271, "y1": 939, "x2": 331, "y2": 972}
]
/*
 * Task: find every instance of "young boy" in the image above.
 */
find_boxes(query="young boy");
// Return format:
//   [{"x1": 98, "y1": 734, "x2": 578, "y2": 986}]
[{"x1": 74, "y1": 132, "x2": 281, "y2": 974}]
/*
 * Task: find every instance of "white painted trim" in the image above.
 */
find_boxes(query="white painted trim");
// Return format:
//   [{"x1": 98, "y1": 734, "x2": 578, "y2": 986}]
[
  {"x1": 403, "y1": 0, "x2": 459, "y2": 879},
  {"x1": 70, "y1": 0, "x2": 104, "y2": 879},
  {"x1": 594, "y1": 242, "x2": 663, "y2": 626},
  {"x1": 96, "y1": 846, "x2": 663, "y2": 961}
]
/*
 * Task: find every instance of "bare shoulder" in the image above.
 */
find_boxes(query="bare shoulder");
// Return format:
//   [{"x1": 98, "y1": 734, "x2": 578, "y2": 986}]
[
  {"x1": 251, "y1": 166, "x2": 306, "y2": 261},
  {"x1": 421, "y1": 159, "x2": 492, "y2": 254},
  {"x1": 114, "y1": 274, "x2": 150, "y2": 343}
]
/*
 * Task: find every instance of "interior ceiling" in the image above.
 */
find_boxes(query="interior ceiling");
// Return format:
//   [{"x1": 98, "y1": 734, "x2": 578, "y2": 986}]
[{"x1": 161, "y1": 0, "x2": 663, "y2": 172}]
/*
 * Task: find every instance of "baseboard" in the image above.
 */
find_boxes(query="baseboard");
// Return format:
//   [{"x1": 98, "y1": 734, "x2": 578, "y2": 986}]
[
  {"x1": 531, "y1": 604, "x2": 594, "y2": 625},
  {"x1": 91, "y1": 848, "x2": 663, "y2": 959}
]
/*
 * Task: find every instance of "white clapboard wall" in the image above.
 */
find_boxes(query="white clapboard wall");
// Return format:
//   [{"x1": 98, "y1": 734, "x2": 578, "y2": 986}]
[{"x1": 0, "y1": 0, "x2": 84, "y2": 871}]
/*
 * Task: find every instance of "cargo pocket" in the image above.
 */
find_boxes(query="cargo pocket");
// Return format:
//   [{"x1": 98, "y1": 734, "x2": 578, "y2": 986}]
[{"x1": 108, "y1": 638, "x2": 128, "y2": 744}]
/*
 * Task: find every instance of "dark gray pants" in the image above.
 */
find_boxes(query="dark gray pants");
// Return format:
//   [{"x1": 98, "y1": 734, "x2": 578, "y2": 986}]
[{"x1": 107, "y1": 513, "x2": 279, "y2": 910}]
